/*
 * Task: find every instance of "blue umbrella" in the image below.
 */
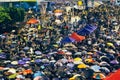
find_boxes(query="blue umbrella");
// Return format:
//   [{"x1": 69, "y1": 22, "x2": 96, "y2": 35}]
[
  {"x1": 90, "y1": 65, "x2": 101, "y2": 72},
  {"x1": 33, "y1": 71, "x2": 43, "y2": 78},
  {"x1": 0, "y1": 54, "x2": 6, "y2": 59}
]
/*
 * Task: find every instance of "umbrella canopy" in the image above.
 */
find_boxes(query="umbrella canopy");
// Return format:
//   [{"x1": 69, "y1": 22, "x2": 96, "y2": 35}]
[
  {"x1": 110, "y1": 60, "x2": 119, "y2": 65},
  {"x1": 75, "y1": 52, "x2": 82, "y2": 55},
  {"x1": 11, "y1": 61, "x2": 18, "y2": 65},
  {"x1": 23, "y1": 69, "x2": 32, "y2": 75},
  {"x1": 27, "y1": 18, "x2": 39, "y2": 24},
  {"x1": 35, "y1": 51, "x2": 42, "y2": 55},
  {"x1": 33, "y1": 71, "x2": 43, "y2": 78},
  {"x1": 65, "y1": 51, "x2": 72, "y2": 56},
  {"x1": 64, "y1": 43, "x2": 77, "y2": 49},
  {"x1": 93, "y1": 73, "x2": 106, "y2": 79},
  {"x1": 77, "y1": 63, "x2": 87, "y2": 69},
  {"x1": 34, "y1": 76, "x2": 42, "y2": 80},
  {"x1": 54, "y1": 9, "x2": 63, "y2": 13},
  {"x1": 70, "y1": 32, "x2": 85, "y2": 42},
  {"x1": 73, "y1": 57, "x2": 82, "y2": 64},
  {"x1": 90, "y1": 65, "x2": 101, "y2": 72}
]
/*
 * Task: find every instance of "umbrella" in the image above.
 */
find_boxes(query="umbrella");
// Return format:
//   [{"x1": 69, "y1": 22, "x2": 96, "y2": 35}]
[
  {"x1": 35, "y1": 59, "x2": 42, "y2": 63},
  {"x1": 23, "y1": 69, "x2": 32, "y2": 75},
  {"x1": 100, "y1": 67, "x2": 110, "y2": 74},
  {"x1": 93, "y1": 73, "x2": 106, "y2": 79},
  {"x1": 77, "y1": 63, "x2": 87, "y2": 69},
  {"x1": 33, "y1": 71, "x2": 43, "y2": 78},
  {"x1": 75, "y1": 52, "x2": 82, "y2": 55},
  {"x1": 67, "y1": 63, "x2": 74, "y2": 68},
  {"x1": 23, "y1": 46, "x2": 29, "y2": 50},
  {"x1": 34, "y1": 76, "x2": 42, "y2": 80},
  {"x1": 35, "y1": 51, "x2": 42, "y2": 55},
  {"x1": 73, "y1": 57, "x2": 82, "y2": 64},
  {"x1": 11, "y1": 61, "x2": 18, "y2": 65},
  {"x1": 99, "y1": 61, "x2": 110, "y2": 67},
  {"x1": 60, "y1": 58, "x2": 68, "y2": 63},
  {"x1": 110, "y1": 60, "x2": 119, "y2": 65},
  {"x1": 90, "y1": 65, "x2": 101, "y2": 72},
  {"x1": 22, "y1": 58, "x2": 31, "y2": 61},
  {"x1": 106, "y1": 42, "x2": 114, "y2": 47},
  {"x1": 100, "y1": 56, "x2": 110, "y2": 63},
  {"x1": 65, "y1": 52, "x2": 72, "y2": 56},
  {"x1": 85, "y1": 58, "x2": 94, "y2": 63},
  {"x1": 8, "y1": 74, "x2": 17, "y2": 79},
  {"x1": 8, "y1": 68, "x2": 16, "y2": 74},
  {"x1": 54, "y1": 9, "x2": 63, "y2": 17},
  {"x1": 64, "y1": 43, "x2": 77, "y2": 49},
  {"x1": 18, "y1": 60, "x2": 26, "y2": 65},
  {"x1": 69, "y1": 74, "x2": 85, "y2": 80},
  {"x1": 27, "y1": 18, "x2": 38, "y2": 24}
]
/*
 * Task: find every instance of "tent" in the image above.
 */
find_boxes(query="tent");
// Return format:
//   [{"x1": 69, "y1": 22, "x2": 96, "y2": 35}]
[
  {"x1": 70, "y1": 32, "x2": 85, "y2": 42},
  {"x1": 61, "y1": 37, "x2": 75, "y2": 44},
  {"x1": 104, "y1": 69, "x2": 120, "y2": 80},
  {"x1": 77, "y1": 24, "x2": 97, "y2": 36},
  {"x1": 27, "y1": 18, "x2": 38, "y2": 24}
]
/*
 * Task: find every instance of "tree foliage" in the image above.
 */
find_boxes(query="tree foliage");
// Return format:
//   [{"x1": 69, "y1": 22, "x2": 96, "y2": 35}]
[{"x1": 0, "y1": 7, "x2": 11, "y2": 23}]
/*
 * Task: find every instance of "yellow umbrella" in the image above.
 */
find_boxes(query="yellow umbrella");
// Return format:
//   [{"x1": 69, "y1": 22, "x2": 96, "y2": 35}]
[
  {"x1": 94, "y1": 1, "x2": 103, "y2": 7},
  {"x1": 73, "y1": 57, "x2": 83, "y2": 64},
  {"x1": 85, "y1": 59, "x2": 93, "y2": 63},
  {"x1": 77, "y1": 63, "x2": 87, "y2": 69},
  {"x1": 74, "y1": 57, "x2": 82, "y2": 62},
  {"x1": 69, "y1": 74, "x2": 81, "y2": 80},
  {"x1": 107, "y1": 42, "x2": 114, "y2": 47},
  {"x1": 8, "y1": 74, "x2": 17, "y2": 79},
  {"x1": 77, "y1": 0, "x2": 83, "y2": 6}
]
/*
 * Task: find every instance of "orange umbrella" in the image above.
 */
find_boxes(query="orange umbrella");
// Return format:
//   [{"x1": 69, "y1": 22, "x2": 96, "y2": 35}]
[
  {"x1": 27, "y1": 18, "x2": 38, "y2": 24},
  {"x1": 54, "y1": 9, "x2": 63, "y2": 13},
  {"x1": 70, "y1": 32, "x2": 85, "y2": 42},
  {"x1": 23, "y1": 69, "x2": 32, "y2": 75}
]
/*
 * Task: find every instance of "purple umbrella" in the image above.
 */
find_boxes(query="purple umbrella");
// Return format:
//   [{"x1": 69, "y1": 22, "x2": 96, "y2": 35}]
[
  {"x1": 110, "y1": 60, "x2": 119, "y2": 65},
  {"x1": 35, "y1": 59, "x2": 42, "y2": 63},
  {"x1": 18, "y1": 60, "x2": 26, "y2": 65},
  {"x1": 22, "y1": 58, "x2": 31, "y2": 61}
]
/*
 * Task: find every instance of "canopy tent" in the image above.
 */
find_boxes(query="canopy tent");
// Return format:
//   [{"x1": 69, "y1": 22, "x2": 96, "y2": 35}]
[
  {"x1": 61, "y1": 37, "x2": 75, "y2": 44},
  {"x1": 77, "y1": 24, "x2": 97, "y2": 36},
  {"x1": 70, "y1": 32, "x2": 85, "y2": 42},
  {"x1": 104, "y1": 69, "x2": 120, "y2": 80},
  {"x1": 27, "y1": 18, "x2": 39, "y2": 24}
]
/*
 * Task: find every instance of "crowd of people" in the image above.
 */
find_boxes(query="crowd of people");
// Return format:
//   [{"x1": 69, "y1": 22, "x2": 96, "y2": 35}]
[{"x1": 0, "y1": 2, "x2": 120, "y2": 80}]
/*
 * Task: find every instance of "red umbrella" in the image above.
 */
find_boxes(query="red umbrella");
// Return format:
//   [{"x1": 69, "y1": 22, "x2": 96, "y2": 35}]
[
  {"x1": 27, "y1": 18, "x2": 38, "y2": 24},
  {"x1": 70, "y1": 32, "x2": 85, "y2": 42},
  {"x1": 104, "y1": 69, "x2": 120, "y2": 80}
]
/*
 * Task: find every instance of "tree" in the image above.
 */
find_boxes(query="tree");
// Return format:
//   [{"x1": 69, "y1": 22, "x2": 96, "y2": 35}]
[
  {"x1": 0, "y1": 7, "x2": 11, "y2": 23},
  {"x1": 7, "y1": 7, "x2": 25, "y2": 23}
]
